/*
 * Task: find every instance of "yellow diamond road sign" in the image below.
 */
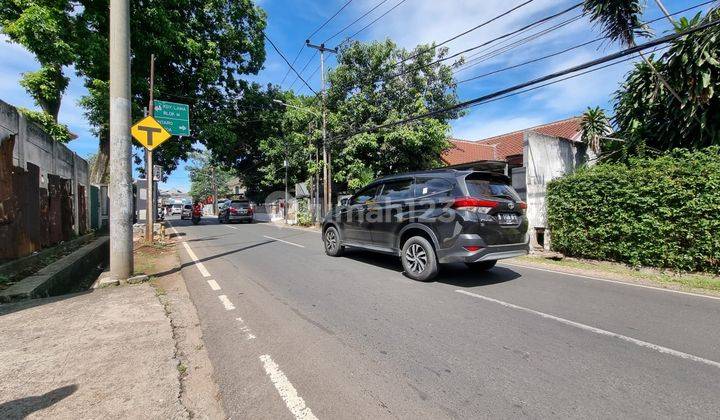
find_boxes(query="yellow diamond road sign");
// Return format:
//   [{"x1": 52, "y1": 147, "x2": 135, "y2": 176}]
[{"x1": 131, "y1": 116, "x2": 172, "y2": 151}]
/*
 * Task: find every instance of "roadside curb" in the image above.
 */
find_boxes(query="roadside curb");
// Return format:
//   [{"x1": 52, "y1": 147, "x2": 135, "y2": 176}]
[{"x1": 0, "y1": 236, "x2": 109, "y2": 303}]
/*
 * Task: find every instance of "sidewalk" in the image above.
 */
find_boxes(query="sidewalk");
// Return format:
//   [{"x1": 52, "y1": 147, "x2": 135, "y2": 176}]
[
  {"x1": 0, "y1": 285, "x2": 185, "y2": 418},
  {"x1": 0, "y1": 239, "x2": 224, "y2": 419}
]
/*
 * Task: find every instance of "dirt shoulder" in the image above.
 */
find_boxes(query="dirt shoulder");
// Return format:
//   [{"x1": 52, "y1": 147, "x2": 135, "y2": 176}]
[
  {"x1": 511, "y1": 254, "x2": 720, "y2": 297},
  {"x1": 135, "y1": 240, "x2": 225, "y2": 419}
]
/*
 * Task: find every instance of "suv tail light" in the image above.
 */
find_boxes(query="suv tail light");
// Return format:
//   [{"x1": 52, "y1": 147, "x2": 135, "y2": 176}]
[
  {"x1": 519, "y1": 202, "x2": 527, "y2": 210},
  {"x1": 229, "y1": 207, "x2": 237, "y2": 214},
  {"x1": 451, "y1": 197, "x2": 498, "y2": 214}
]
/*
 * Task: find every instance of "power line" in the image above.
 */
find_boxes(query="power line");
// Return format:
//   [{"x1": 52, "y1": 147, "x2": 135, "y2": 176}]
[
  {"x1": 281, "y1": 0, "x2": 354, "y2": 88},
  {"x1": 383, "y1": 2, "x2": 584, "y2": 83},
  {"x1": 341, "y1": 18, "x2": 720, "y2": 138},
  {"x1": 456, "y1": 0, "x2": 716, "y2": 84},
  {"x1": 472, "y1": 46, "x2": 667, "y2": 108},
  {"x1": 289, "y1": 50, "x2": 318, "y2": 90},
  {"x1": 306, "y1": 0, "x2": 355, "y2": 40},
  {"x1": 323, "y1": 0, "x2": 392, "y2": 44},
  {"x1": 454, "y1": 14, "x2": 583, "y2": 75},
  {"x1": 457, "y1": 37, "x2": 603, "y2": 84},
  {"x1": 280, "y1": 46, "x2": 306, "y2": 85},
  {"x1": 399, "y1": 0, "x2": 536, "y2": 65},
  {"x1": 340, "y1": 0, "x2": 410, "y2": 45},
  {"x1": 264, "y1": 34, "x2": 319, "y2": 95}
]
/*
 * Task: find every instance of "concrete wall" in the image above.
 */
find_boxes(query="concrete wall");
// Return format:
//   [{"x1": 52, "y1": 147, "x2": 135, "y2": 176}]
[
  {"x1": 523, "y1": 131, "x2": 592, "y2": 250},
  {"x1": 0, "y1": 99, "x2": 91, "y2": 235}
]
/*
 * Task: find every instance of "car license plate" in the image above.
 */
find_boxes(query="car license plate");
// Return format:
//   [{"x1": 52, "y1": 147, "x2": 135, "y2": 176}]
[
  {"x1": 238, "y1": 209, "x2": 247, "y2": 214},
  {"x1": 497, "y1": 213, "x2": 519, "y2": 225}
]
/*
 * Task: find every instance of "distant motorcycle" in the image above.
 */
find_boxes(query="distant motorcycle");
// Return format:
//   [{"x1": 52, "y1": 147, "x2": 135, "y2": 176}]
[{"x1": 191, "y1": 204, "x2": 202, "y2": 225}]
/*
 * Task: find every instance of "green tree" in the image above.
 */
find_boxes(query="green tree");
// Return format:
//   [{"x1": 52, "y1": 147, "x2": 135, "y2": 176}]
[
  {"x1": 74, "y1": 0, "x2": 267, "y2": 184},
  {"x1": 187, "y1": 150, "x2": 233, "y2": 201},
  {"x1": 612, "y1": 8, "x2": 720, "y2": 155},
  {"x1": 581, "y1": 106, "x2": 611, "y2": 154},
  {"x1": 326, "y1": 40, "x2": 461, "y2": 190},
  {"x1": 0, "y1": 0, "x2": 77, "y2": 121},
  {"x1": 204, "y1": 83, "x2": 290, "y2": 198},
  {"x1": 582, "y1": 0, "x2": 651, "y2": 46}
]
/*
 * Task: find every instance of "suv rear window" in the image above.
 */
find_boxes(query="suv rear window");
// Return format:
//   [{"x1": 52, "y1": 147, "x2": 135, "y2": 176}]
[
  {"x1": 465, "y1": 176, "x2": 521, "y2": 202},
  {"x1": 229, "y1": 201, "x2": 250, "y2": 208},
  {"x1": 184, "y1": 205, "x2": 192, "y2": 210}
]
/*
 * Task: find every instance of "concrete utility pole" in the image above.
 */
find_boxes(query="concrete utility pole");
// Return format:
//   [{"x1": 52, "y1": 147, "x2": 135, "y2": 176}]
[
  {"x1": 145, "y1": 54, "x2": 155, "y2": 245},
  {"x1": 109, "y1": 0, "x2": 133, "y2": 279},
  {"x1": 284, "y1": 147, "x2": 288, "y2": 223},
  {"x1": 211, "y1": 166, "x2": 218, "y2": 215},
  {"x1": 653, "y1": 0, "x2": 675, "y2": 25},
  {"x1": 306, "y1": 40, "x2": 337, "y2": 214}
]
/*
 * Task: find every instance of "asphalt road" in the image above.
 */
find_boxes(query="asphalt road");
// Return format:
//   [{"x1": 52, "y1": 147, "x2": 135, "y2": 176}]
[{"x1": 168, "y1": 216, "x2": 720, "y2": 419}]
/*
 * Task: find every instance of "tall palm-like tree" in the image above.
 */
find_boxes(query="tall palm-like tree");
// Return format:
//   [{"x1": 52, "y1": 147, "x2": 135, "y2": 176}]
[
  {"x1": 583, "y1": 0, "x2": 651, "y2": 46},
  {"x1": 581, "y1": 106, "x2": 612, "y2": 154},
  {"x1": 582, "y1": 0, "x2": 684, "y2": 104}
]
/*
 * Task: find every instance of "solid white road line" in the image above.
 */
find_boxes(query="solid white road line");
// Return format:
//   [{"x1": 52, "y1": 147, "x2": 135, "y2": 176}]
[
  {"x1": 236, "y1": 317, "x2": 256, "y2": 340},
  {"x1": 263, "y1": 235, "x2": 305, "y2": 248},
  {"x1": 207, "y1": 279, "x2": 221, "y2": 291},
  {"x1": 218, "y1": 295, "x2": 236, "y2": 311},
  {"x1": 181, "y1": 241, "x2": 211, "y2": 277},
  {"x1": 501, "y1": 262, "x2": 720, "y2": 301},
  {"x1": 259, "y1": 354, "x2": 318, "y2": 420},
  {"x1": 456, "y1": 289, "x2": 720, "y2": 369}
]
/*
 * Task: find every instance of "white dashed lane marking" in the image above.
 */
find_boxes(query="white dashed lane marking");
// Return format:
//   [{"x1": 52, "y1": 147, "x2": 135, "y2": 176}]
[
  {"x1": 260, "y1": 354, "x2": 318, "y2": 420},
  {"x1": 456, "y1": 289, "x2": 720, "y2": 369},
  {"x1": 207, "y1": 279, "x2": 221, "y2": 291},
  {"x1": 181, "y1": 241, "x2": 211, "y2": 277},
  {"x1": 218, "y1": 295, "x2": 236, "y2": 311}
]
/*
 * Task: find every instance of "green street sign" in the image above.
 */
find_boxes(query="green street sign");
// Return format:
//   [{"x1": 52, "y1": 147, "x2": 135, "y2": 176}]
[{"x1": 153, "y1": 100, "x2": 190, "y2": 136}]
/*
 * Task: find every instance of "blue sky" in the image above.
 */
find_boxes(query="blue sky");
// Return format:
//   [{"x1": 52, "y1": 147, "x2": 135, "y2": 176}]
[{"x1": 0, "y1": 0, "x2": 703, "y2": 191}]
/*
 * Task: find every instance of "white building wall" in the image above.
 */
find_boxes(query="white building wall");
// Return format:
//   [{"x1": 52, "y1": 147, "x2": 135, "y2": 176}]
[{"x1": 523, "y1": 131, "x2": 591, "y2": 250}]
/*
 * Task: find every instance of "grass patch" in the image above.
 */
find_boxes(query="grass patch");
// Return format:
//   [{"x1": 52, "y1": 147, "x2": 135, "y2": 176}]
[
  {"x1": 515, "y1": 255, "x2": 720, "y2": 292},
  {"x1": 177, "y1": 363, "x2": 188, "y2": 376}
]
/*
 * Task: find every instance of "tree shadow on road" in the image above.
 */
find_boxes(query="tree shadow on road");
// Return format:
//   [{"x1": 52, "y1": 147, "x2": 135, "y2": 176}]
[
  {"x1": 152, "y1": 240, "x2": 275, "y2": 279},
  {"x1": 0, "y1": 384, "x2": 77, "y2": 419}
]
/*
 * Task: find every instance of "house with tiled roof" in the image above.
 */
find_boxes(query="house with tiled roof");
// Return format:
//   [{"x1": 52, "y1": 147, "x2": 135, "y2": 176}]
[{"x1": 443, "y1": 117, "x2": 594, "y2": 250}]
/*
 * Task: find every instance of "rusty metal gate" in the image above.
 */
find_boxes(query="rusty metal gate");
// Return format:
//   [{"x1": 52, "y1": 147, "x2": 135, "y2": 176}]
[{"x1": 0, "y1": 135, "x2": 75, "y2": 261}]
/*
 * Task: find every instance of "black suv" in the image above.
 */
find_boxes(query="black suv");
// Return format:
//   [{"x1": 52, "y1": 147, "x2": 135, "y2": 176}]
[{"x1": 322, "y1": 169, "x2": 529, "y2": 281}]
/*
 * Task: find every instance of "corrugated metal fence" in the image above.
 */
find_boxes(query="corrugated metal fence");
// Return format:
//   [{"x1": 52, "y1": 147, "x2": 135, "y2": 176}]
[{"x1": 0, "y1": 136, "x2": 75, "y2": 260}]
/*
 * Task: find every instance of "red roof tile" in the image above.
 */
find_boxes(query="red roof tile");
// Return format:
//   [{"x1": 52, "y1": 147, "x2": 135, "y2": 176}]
[
  {"x1": 442, "y1": 139, "x2": 497, "y2": 165},
  {"x1": 442, "y1": 117, "x2": 582, "y2": 165}
]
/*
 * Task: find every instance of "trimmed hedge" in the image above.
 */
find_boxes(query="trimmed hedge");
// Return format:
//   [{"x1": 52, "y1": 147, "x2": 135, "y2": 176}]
[{"x1": 547, "y1": 147, "x2": 720, "y2": 273}]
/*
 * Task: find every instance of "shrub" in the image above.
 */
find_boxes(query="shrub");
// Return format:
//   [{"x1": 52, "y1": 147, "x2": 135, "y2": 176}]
[
  {"x1": 18, "y1": 108, "x2": 72, "y2": 143},
  {"x1": 547, "y1": 147, "x2": 720, "y2": 273},
  {"x1": 296, "y1": 199, "x2": 313, "y2": 227}
]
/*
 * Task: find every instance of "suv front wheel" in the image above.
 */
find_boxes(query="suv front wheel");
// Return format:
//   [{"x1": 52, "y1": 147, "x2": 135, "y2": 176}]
[
  {"x1": 401, "y1": 236, "x2": 438, "y2": 282},
  {"x1": 324, "y1": 226, "x2": 344, "y2": 257}
]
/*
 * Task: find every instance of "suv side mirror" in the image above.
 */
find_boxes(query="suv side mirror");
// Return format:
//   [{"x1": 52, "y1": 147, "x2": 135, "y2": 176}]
[{"x1": 340, "y1": 198, "x2": 349, "y2": 206}]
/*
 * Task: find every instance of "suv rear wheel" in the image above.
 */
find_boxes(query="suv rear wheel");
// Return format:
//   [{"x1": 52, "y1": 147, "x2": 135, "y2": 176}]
[
  {"x1": 324, "y1": 227, "x2": 344, "y2": 257},
  {"x1": 466, "y1": 260, "x2": 497, "y2": 271},
  {"x1": 401, "y1": 236, "x2": 438, "y2": 282}
]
